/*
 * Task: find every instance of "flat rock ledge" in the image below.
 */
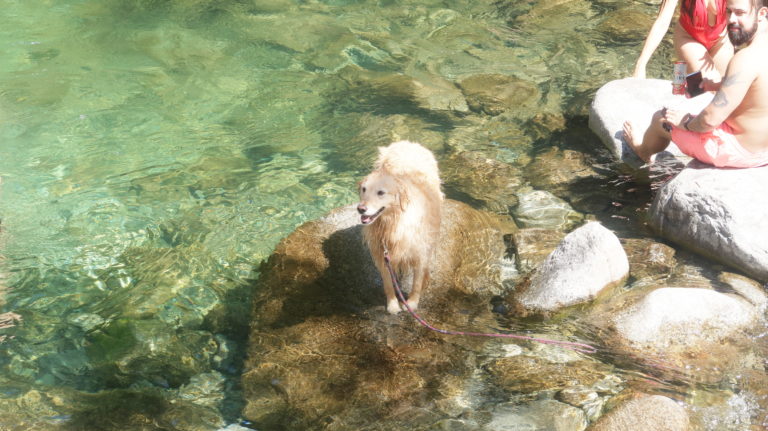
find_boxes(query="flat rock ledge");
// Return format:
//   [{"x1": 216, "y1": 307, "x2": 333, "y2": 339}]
[
  {"x1": 613, "y1": 288, "x2": 757, "y2": 350},
  {"x1": 605, "y1": 287, "x2": 759, "y2": 374},
  {"x1": 512, "y1": 222, "x2": 629, "y2": 313},
  {"x1": 649, "y1": 162, "x2": 768, "y2": 282},
  {"x1": 588, "y1": 78, "x2": 712, "y2": 167}
]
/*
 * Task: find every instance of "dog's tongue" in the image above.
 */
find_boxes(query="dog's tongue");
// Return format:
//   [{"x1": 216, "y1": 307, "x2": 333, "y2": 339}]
[{"x1": 361, "y1": 215, "x2": 371, "y2": 224}]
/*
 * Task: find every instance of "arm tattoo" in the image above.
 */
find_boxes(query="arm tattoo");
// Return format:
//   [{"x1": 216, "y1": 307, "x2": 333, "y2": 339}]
[
  {"x1": 713, "y1": 91, "x2": 728, "y2": 107},
  {"x1": 712, "y1": 72, "x2": 744, "y2": 107},
  {"x1": 721, "y1": 72, "x2": 742, "y2": 87}
]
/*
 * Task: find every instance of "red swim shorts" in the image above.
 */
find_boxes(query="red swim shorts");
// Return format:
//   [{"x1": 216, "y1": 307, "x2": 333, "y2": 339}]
[{"x1": 671, "y1": 122, "x2": 768, "y2": 168}]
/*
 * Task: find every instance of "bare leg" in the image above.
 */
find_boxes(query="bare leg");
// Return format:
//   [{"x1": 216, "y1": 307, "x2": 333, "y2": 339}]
[
  {"x1": 406, "y1": 266, "x2": 429, "y2": 311},
  {"x1": 623, "y1": 110, "x2": 673, "y2": 162},
  {"x1": 674, "y1": 23, "x2": 733, "y2": 80}
]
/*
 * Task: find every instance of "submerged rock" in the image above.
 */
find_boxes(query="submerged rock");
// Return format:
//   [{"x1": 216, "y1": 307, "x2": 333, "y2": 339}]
[
  {"x1": 718, "y1": 272, "x2": 768, "y2": 310},
  {"x1": 243, "y1": 200, "x2": 519, "y2": 429},
  {"x1": 596, "y1": 8, "x2": 654, "y2": 41},
  {"x1": 511, "y1": 222, "x2": 629, "y2": 314},
  {"x1": 486, "y1": 399, "x2": 587, "y2": 431},
  {"x1": 458, "y1": 74, "x2": 540, "y2": 116},
  {"x1": 525, "y1": 147, "x2": 600, "y2": 196},
  {"x1": 512, "y1": 189, "x2": 584, "y2": 230},
  {"x1": 87, "y1": 319, "x2": 220, "y2": 388},
  {"x1": 612, "y1": 287, "x2": 757, "y2": 350},
  {"x1": 601, "y1": 286, "x2": 760, "y2": 379},
  {"x1": 621, "y1": 238, "x2": 677, "y2": 281},
  {"x1": 441, "y1": 150, "x2": 524, "y2": 212},
  {"x1": 511, "y1": 227, "x2": 566, "y2": 274},
  {"x1": 587, "y1": 394, "x2": 689, "y2": 431},
  {"x1": 485, "y1": 355, "x2": 611, "y2": 394},
  {"x1": 649, "y1": 162, "x2": 768, "y2": 282}
]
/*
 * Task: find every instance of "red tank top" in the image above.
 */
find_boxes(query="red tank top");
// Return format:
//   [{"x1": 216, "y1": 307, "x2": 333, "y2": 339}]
[{"x1": 679, "y1": 0, "x2": 728, "y2": 49}]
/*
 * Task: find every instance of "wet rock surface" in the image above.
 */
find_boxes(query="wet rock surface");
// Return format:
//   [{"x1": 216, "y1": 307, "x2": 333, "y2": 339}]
[
  {"x1": 612, "y1": 287, "x2": 757, "y2": 353},
  {"x1": 458, "y1": 74, "x2": 540, "y2": 117},
  {"x1": 512, "y1": 189, "x2": 584, "y2": 230},
  {"x1": 243, "y1": 197, "x2": 768, "y2": 429},
  {"x1": 525, "y1": 147, "x2": 601, "y2": 196},
  {"x1": 486, "y1": 399, "x2": 587, "y2": 431},
  {"x1": 587, "y1": 394, "x2": 689, "y2": 431},
  {"x1": 621, "y1": 238, "x2": 677, "y2": 281},
  {"x1": 441, "y1": 150, "x2": 524, "y2": 213},
  {"x1": 243, "y1": 200, "x2": 520, "y2": 429},
  {"x1": 511, "y1": 227, "x2": 566, "y2": 274}
]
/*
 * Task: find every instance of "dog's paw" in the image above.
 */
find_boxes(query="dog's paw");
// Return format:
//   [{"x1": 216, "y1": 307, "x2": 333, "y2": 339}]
[
  {"x1": 386, "y1": 299, "x2": 402, "y2": 314},
  {"x1": 406, "y1": 299, "x2": 419, "y2": 311}
]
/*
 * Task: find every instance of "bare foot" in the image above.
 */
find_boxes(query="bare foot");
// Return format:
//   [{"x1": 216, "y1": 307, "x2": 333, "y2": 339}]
[{"x1": 622, "y1": 121, "x2": 650, "y2": 163}]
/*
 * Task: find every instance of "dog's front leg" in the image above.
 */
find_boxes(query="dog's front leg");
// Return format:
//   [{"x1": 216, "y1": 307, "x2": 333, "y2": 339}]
[
  {"x1": 407, "y1": 265, "x2": 429, "y2": 311},
  {"x1": 375, "y1": 259, "x2": 401, "y2": 314}
]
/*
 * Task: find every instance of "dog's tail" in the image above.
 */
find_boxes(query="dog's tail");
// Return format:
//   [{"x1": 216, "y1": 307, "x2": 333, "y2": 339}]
[{"x1": 374, "y1": 140, "x2": 441, "y2": 187}]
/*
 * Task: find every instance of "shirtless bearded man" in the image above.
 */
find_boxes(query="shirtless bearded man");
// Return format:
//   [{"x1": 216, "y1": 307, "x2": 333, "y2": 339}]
[{"x1": 624, "y1": 0, "x2": 768, "y2": 168}]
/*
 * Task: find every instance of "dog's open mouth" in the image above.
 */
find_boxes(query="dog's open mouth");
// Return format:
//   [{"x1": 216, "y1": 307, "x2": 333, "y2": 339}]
[{"x1": 360, "y1": 207, "x2": 385, "y2": 224}]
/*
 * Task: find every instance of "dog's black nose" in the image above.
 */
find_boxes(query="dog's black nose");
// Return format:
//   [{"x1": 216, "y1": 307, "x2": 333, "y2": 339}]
[{"x1": 357, "y1": 204, "x2": 367, "y2": 214}]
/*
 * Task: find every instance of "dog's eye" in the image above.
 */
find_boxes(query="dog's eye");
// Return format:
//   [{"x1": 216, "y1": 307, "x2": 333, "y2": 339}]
[
  {"x1": 361, "y1": 187, "x2": 366, "y2": 193},
  {"x1": 377, "y1": 190, "x2": 385, "y2": 196}
]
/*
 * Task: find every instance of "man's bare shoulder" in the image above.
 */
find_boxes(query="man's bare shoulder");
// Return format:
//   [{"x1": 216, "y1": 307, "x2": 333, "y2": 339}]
[{"x1": 732, "y1": 37, "x2": 768, "y2": 76}]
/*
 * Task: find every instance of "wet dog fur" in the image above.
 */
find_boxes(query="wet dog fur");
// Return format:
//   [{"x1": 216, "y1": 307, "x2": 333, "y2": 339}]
[{"x1": 357, "y1": 141, "x2": 443, "y2": 314}]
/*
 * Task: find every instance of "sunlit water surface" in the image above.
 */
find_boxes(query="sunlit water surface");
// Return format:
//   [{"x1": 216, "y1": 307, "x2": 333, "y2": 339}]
[{"x1": 0, "y1": 0, "x2": 766, "y2": 429}]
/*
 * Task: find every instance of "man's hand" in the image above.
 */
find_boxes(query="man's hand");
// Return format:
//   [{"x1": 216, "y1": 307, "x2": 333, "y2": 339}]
[
  {"x1": 700, "y1": 74, "x2": 722, "y2": 92},
  {"x1": 664, "y1": 108, "x2": 691, "y2": 129}
]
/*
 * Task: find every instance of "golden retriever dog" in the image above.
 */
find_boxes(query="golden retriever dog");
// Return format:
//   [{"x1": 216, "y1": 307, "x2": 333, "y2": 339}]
[{"x1": 357, "y1": 141, "x2": 443, "y2": 314}]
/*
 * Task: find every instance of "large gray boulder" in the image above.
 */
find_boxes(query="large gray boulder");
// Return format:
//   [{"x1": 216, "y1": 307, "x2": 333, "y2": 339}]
[
  {"x1": 649, "y1": 162, "x2": 768, "y2": 281},
  {"x1": 589, "y1": 78, "x2": 712, "y2": 167},
  {"x1": 512, "y1": 222, "x2": 629, "y2": 313}
]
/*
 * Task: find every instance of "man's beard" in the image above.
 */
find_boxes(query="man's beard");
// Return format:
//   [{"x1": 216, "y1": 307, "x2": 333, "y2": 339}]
[{"x1": 728, "y1": 15, "x2": 759, "y2": 46}]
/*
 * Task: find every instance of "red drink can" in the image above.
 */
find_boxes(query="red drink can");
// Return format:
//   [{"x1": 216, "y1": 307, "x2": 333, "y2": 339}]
[{"x1": 672, "y1": 61, "x2": 686, "y2": 95}]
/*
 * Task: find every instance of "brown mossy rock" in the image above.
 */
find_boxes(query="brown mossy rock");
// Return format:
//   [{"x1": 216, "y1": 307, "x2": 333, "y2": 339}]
[
  {"x1": 621, "y1": 238, "x2": 677, "y2": 281},
  {"x1": 525, "y1": 147, "x2": 599, "y2": 195},
  {"x1": 511, "y1": 227, "x2": 566, "y2": 274},
  {"x1": 244, "y1": 199, "x2": 518, "y2": 429},
  {"x1": 525, "y1": 112, "x2": 567, "y2": 142},
  {"x1": 0, "y1": 385, "x2": 226, "y2": 431},
  {"x1": 596, "y1": 8, "x2": 655, "y2": 41},
  {"x1": 244, "y1": 314, "x2": 476, "y2": 430},
  {"x1": 458, "y1": 74, "x2": 540, "y2": 116},
  {"x1": 250, "y1": 199, "x2": 517, "y2": 330},
  {"x1": 485, "y1": 355, "x2": 612, "y2": 394},
  {"x1": 441, "y1": 150, "x2": 524, "y2": 212}
]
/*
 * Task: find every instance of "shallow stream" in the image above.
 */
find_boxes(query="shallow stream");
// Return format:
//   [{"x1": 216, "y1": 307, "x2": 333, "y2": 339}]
[{"x1": 0, "y1": 0, "x2": 766, "y2": 429}]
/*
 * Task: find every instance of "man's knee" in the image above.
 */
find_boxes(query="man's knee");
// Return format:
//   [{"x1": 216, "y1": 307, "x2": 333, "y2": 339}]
[{"x1": 651, "y1": 110, "x2": 672, "y2": 135}]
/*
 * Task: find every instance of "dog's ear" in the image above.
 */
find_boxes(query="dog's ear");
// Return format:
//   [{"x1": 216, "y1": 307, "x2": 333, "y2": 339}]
[{"x1": 397, "y1": 179, "x2": 410, "y2": 211}]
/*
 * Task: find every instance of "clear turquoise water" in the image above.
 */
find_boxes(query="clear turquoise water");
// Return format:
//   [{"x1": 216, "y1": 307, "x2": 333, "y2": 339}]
[{"x1": 8, "y1": 0, "x2": 759, "y2": 429}]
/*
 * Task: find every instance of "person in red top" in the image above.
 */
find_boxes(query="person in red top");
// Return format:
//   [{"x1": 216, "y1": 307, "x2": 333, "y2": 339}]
[
  {"x1": 633, "y1": 0, "x2": 734, "y2": 84},
  {"x1": 624, "y1": 0, "x2": 768, "y2": 169}
]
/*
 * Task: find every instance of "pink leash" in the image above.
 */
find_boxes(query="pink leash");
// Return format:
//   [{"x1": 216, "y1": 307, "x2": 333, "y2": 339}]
[{"x1": 383, "y1": 249, "x2": 597, "y2": 354}]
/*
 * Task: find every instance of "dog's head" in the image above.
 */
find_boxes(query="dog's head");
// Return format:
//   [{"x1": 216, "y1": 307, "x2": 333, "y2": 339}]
[{"x1": 357, "y1": 170, "x2": 404, "y2": 225}]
